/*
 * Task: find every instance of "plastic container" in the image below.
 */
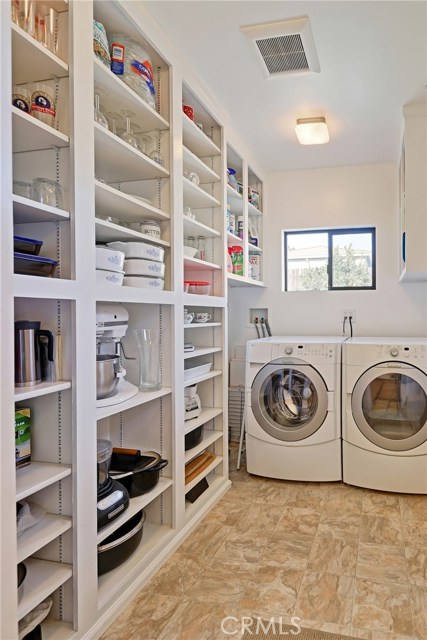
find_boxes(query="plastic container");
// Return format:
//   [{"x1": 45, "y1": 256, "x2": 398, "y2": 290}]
[
  {"x1": 123, "y1": 258, "x2": 165, "y2": 277},
  {"x1": 31, "y1": 178, "x2": 64, "y2": 209},
  {"x1": 123, "y1": 276, "x2": 164, "y2": 290},
  {"x1": 108, "y1": 34, "x2": 156, "y2": 109},
  {"x1": 185, "y1": 281, "x2": 211, "y2": 295},
  {"x1": 95, "y1": 246, "x2": 125, "y2": 272},
  {"x1": 14, "y1": 235, "x2": 43, "y2": 255},
  {"x1": 14, "y1": 253, "x2": 58, "y2": 277},
  {"x1": 106, "y1": 241, "x2": 164, "y2": 263},
  {"x1": 95, "y1": 269, "x2": 124, "y2": 286}
]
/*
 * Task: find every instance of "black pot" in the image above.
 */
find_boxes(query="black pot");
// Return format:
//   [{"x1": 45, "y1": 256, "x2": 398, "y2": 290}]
[
  {"x1": 18, "y1": 562, "x2": 27, "y2": 602},
  {"x1": 185, "y1": 425, "x2": 204, "y2": 451},
  {"x1": 98, "y1": 510, "x2": 145, "y2": 576},
  {"x1": 110, "y1": 458, "x2": 168, "y2": 497}
]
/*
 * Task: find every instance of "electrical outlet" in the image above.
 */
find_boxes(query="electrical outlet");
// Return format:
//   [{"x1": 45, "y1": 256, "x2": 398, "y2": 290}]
[{"x1": 342, "y1": 309, "x2": 356, "y2": 323}]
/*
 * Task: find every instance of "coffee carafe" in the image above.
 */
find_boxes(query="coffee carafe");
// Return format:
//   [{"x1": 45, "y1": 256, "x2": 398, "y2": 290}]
[{"x1": 15, "y1": 321, "x2": 54, "y2": 387}]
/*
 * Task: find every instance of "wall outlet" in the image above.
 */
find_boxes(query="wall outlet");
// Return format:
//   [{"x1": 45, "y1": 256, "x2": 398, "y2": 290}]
[{"x1": 342, "y1": 309, "x2": 356, "y2": 323}]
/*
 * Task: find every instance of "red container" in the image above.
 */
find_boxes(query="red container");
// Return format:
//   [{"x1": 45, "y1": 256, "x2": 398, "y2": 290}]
[{"x1": 183, "y1": 104, "x2": 194, "y2": 121}]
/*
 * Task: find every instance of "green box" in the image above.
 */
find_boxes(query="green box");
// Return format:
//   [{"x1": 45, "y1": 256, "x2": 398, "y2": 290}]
[{"x1": 15, "y1": 408, "x2": 31, "y2": 469}]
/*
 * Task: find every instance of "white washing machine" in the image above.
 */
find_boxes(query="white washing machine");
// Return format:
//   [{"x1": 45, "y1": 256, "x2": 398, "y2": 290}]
[
  {"x1": 342, "y1": 337, "x2": 427, "y2": 494},
  {"x1": 245, "y1": 336, "x2": 345, "y2": 481}
]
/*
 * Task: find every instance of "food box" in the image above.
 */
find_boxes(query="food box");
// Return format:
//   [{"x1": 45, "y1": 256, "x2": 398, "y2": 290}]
[{"x1": 15, "y1": 408, "x2": 31, "y2": 469}]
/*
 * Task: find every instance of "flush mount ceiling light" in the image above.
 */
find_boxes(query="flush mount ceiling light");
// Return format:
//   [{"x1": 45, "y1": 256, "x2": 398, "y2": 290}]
[{"x1": 295, "y1": 117, "x2": 329, "y2": 145}]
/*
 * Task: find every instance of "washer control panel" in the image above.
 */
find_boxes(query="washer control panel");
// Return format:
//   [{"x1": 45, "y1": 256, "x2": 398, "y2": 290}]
[{"x1": 272, "y1": 343, "x2": 336, "y2": 363}]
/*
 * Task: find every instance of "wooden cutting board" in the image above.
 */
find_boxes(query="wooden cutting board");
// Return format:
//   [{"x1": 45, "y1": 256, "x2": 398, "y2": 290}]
[
  {"x1": 185, "y1": 452, "x2": 216, "y2": 485},
  {"x1": 185, "y1": 452, "x2": 211, "y2": 478}
]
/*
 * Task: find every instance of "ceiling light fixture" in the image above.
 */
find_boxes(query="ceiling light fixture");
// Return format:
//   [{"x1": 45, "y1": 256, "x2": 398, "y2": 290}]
[{"x1": 295, "y1": 117, "x2": 329, "y2": 145}]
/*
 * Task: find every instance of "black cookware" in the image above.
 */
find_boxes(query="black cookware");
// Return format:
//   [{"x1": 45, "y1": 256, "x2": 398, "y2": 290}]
[
  {"x1": 185, "y1": 425, "x2": 204, "y2": 451},
  {"x1": 98, "y1": 510, "x2": 145, "y2": 575},
  {"x1": 110, "y1": 457, "x2": 168, "y2": 497}
]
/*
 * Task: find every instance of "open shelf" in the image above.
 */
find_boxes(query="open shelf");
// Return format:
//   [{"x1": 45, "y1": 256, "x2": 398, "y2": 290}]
[
  {"x1": 183, "y1": 146, "x2": 220, "y2": 183},
  {"x1": 17, "y1": 515, "x2": 72, "y2": 563},
  {"x1": 94, "y1": 124, "x2": 169, "y2": 183},
  {"x1": 12, "y1": 23, "x2": 69, "y2": 84},
  {"x1": 184, "y1": 430, "x2": 223, "y2": 463},
  {"x1": 182, "y1": 116, "x2": 221, "y2": 158},
  {"x1": 183, "y1": 215, "x2": 221, "y2": 239},
  {"x1": 16, "y1": 463, "x2": 72, "y2": 502},
  {"x1": 40, "y1": 621, "x2": 74, "y2": 640},
  {"x1": 96, "y1": 387, "x2": 172, "y2": 421},
  {"x1": 12, "y1": 107, "x2": 69, "y2": 153},
  {"x1": 18, "y1": 558, "x2": 72, "y2": 621},
  {"x1": 95, "y1": 218, "x2": 170, "y2": 246},
  {"x1": 14, "y1": 381, "x2": 71, "y2": 402},
  {"x1": 184, "y1": 347, "x2": 222, "y2": 360},
  {"x1": 183, "y1": 178, "x2": 220, "y2": 209},
  {"x1": 185, "y1": 455, "x2": 222, "y2": 493},
  {"x1": 227, "y1": 273, "x2": 265, "y2": 287},
  {"x1": 184, "y1": 407, "x2": 223, "y2": 435},
  {"x1": 227, "y1": 231, "x2": 243, "y2": 246},
  {"x1": 97, "y1": 478, "x2": 173, "y2": 544},
  {"x1": 183, "y1": 294, "x2": 226, "y2": 307},
  {"x1": 185, "y1": 476, "x2": 230, "y2": 520},
  {"x1": 95, "y1": 285, "x2": 175, "y2": 306},
  {"x1": 94, "y1": 57, "x2": 169, "y2": 133},
  {"x1": 184, "y1": 322, "x2": 221, "y2": 329},
  {"x1": 183, "y1": 369, "x2": 222, "y2": 388},
  {"x1": 248, "y1": 201, "x2": 263, "y2": 217},
  {"x1": 13, "y1": 196, "x2": 70, "y2": 224},
  {"x1": 13, "y1": 275, "x2": 77, "y2": 300},
  {"x1": 184, "y1": 256, "x2": 222, "y2": 271},
  {"x1": 95, "y1": 181, "x2": 170, "y2": 224}
]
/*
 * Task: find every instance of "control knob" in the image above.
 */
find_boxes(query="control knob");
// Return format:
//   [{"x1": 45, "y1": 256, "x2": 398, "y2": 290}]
[
  {"x1": 390, "y1": 347, "x2": 399, "y2": 357},
  {"x1": 284, "y1": 346, "x2": 293, "y2": 355}
]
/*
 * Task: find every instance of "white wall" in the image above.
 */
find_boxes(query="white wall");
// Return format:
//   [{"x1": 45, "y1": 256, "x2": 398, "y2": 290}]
[{"x1": 229, "y1": 162, "x2": 427, "y2": 350}]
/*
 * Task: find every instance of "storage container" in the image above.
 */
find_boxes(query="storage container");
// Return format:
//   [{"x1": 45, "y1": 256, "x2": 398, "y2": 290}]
[
  {"x1": 185, "y1": 281, "x2": 211, "y2": 295},
  {"x1": 95, "y1": 246, "x2": 125, "y2": 272},
  {"x1": 139, "y1": 220, "x2": 161, "y2": 239},
  {"x1": 123, "y1": 275, "x2": 165, "y2": 290},
  {"x1": 95, "y1": 269, "x2": 124, "y2": 286},
  {"x1": 14, "y1": 253, "x2": 58, "y2": 277},
  {"x1": 107, "y1": 241, "x2": 165, "y2": 263},
  {"x1": 123, "y1": 258, "x2": 165, "y2": 277},
  {"x1": 14, "y1": 235, "x2": 43, "y2": 255}
]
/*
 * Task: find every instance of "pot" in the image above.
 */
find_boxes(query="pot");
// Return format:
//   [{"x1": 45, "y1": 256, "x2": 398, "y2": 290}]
[
  {"x1": 18, "y1": 562, "x2": 27, "y2": 602},
  {"x1": 185, "y1": 425, "x2": 204, "y2": 451},
  {"x1": 98, "y1": 510, "x2": 145, "y2": 575},
  {"x1": 96, "y1": 354, "x2": 124, "y2": 399},
  {"x1": 110, "y1": 458, "x2": 168, "y2": 497}
]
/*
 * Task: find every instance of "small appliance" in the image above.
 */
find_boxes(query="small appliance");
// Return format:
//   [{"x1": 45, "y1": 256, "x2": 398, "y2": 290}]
[
  {"x1": 96, "y1": 303, "x2": 138, "y2": 407},
  {"x1": 97, "y1": 439, "x2": 129, "y2": 530},
  {"x1": 184, "y1": 384, "x2": 202, "y2": 420},
  {"x1": 15, "y1": 320, "x2": 55, "y2": 387}
]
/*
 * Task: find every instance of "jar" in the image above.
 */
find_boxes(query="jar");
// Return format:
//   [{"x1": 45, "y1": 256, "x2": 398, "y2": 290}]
[
  {"x1": 196, "y1": 236, "x2": 206, "y2": 261},
  {"x1": 13, "y1": 180, "x2": 32, "y2": 199},
  {"x1": 31, "y1": 178, "x2": 64, "y2": 208},
  {"x1": 139, "y1": 220, "x2": 161, "y2": 239}
]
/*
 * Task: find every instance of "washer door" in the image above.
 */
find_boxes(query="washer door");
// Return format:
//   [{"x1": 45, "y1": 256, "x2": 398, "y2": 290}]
[
  {"x1": 351, "y1": 363, "x2": 427, "y2": 451},
  {"x1": 251, "y1": 358, "x2": 328, "y2": 442}
]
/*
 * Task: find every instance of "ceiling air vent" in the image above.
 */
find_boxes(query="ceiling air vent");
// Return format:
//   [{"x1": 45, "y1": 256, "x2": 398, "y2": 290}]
[{"x1": 240, "y1": 16, "x2": 320, "y2": 78}]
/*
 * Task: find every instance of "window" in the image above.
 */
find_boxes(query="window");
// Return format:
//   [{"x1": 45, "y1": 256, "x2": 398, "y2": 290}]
[{"x1": 284, "y1": 227, "x2": 376, "y2": 291}]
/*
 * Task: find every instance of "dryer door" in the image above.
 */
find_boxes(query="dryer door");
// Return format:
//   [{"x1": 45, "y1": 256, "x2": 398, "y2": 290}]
[
  {"x1": 251, "y1": 358, "x2": 328, "y2": 442},
  {"x1": 351, "y1": 363, "x2": 427, "y2": 451}
]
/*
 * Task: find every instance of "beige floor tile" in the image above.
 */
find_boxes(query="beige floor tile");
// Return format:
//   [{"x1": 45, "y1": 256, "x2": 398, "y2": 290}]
[
  {"x1": 100, "y1": 592, "x2": 181, "y2": 640},
  {"x1": 400, "y1": 496, "x2": 427, "y2": 522},
  {"x1": 294, "y1": 572, "x2": 354, "y2": 625},
  {"x1": 234, "y1": 503, "x2": 285, "y2": 532},
  {"x1": 221, "y1": 480, "x2": 270, "y2": 503},
  {"x1": 357, "y1": 543, "x2": 409, "y2": 585},
  {"x1": 144, "y1": 551, "x2": 205, "y2": 597},
  {"x1": 307, "y1": 537, "x2": 358, "y2": 576},
  {"x1": 272, "y1": 506, "x2": 321, "y2": 536},
  {"x1": 186, "y1": 558, "x2": 256, "y2": 604},
  {"x1": 213, "y1": 526, "x2": 270, "y2": 564},
  {"x1": 352, "y1": 578, "x2": 413, "y2": 636},
  {"x1": 405, "y1": 547, "x2": 427, "y2": 587},
  {"x1": 178, "y1": 521, "x2": 232, "y2": 562},
  {"x1": 285, "y1": 483, "x2": 328, "y2": 509},
  {"x1": 362, "y1": 492, "x2": 401, "y2": 518},
  {"x1": 252, "y1": 481, "x2": 295, "y2": 505},
  {"x1": 322, "y1": 492, "x2": 363, "y2": 517},
  {"x1": 259, "y1": 531, "x2": 314, "y2": 570},
  {"x1": 239, "y1": 565, "x2": 304, "y2": 618},
  {"x1": 317, "y1": 514, "x2": 361, "y2": 540},
  {"x1": 156, "y1": 597, "x2": 238, "y2": 640},
  {"x1": 410, "y1": 586, "x2": 427, "y2": 640},
  {"x1": 402, "y1": 521, "x2": 427, "y2": 548},
  {"x1": 202, "y1": 500, "x2": 250, "y2": 527},
  {"x1": 360, "y1": 515, "x2": 404, "y2": 546}
]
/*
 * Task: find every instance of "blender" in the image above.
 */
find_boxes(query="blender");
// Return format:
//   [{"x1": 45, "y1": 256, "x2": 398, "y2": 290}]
[
  {"x1": 96, "y1": 303, "x2": 138, "y2": 407},
  {"x1": 97, "y1": 439, "x2": 129, "y2": 530}
]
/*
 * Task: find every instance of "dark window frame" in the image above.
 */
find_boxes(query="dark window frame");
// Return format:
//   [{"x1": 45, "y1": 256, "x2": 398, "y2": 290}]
[{"x1": 284, "y1": 227, "x2": 376, "y2": 292}]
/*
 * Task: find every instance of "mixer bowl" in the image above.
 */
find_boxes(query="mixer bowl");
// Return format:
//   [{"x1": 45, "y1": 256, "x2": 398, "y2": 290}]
[{"x1": 96, "y1": 354, "x2": 121, "y2": 399}]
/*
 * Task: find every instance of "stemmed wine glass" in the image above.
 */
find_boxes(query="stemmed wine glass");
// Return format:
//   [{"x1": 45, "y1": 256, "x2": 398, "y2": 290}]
[
  {"x1": 106, "y1": 111, "x2": 124, "y2": 137},
  {"x1": 94, "y1": 92, "x2": 109, "y2": 130},
  {"x1": 120, "y1": 110, "x2": 141, "y2": 151}
]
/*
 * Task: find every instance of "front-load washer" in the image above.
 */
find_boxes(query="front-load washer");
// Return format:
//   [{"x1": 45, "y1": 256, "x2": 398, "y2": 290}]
[
  {"x1": 245, "y1": 336, "x2": 346, "y2": 481},
  {"x1": 342, "y1": 337, "x2": 427, "y2": 494}
]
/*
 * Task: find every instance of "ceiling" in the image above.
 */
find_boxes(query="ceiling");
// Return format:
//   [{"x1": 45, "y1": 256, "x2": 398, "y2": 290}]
[{"x1": 144, "y1": 1, "x2": 426, "y2": 172}]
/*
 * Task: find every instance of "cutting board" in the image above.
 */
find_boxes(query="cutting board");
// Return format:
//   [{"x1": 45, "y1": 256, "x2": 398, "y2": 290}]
[
  {"x1": 185, "y1": 452, "x2": 216, "y2": 485},
  {"x1": 185, "y1": 452, "x2": 211, "y2": 478}
]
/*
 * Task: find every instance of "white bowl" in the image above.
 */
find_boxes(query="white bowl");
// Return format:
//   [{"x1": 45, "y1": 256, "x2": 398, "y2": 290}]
[
  {"x1": 123, "y1": 276, "x2": 165, "y2": 290},
  {"x1": 96, "y1": 269, "x2": 124, "y2": 286},
  {"x1": 95, "y1": 246, "x2": 125, "y2": 272},
  {"x1": 107, "y1": 241, "x2": 165, "y2": 263},
  {"x1": 124, "y1": 258, "x2": 165, "y2": 277},
  {"x1": 183, "y1": 246, "x2": 198, "y2": 258}
]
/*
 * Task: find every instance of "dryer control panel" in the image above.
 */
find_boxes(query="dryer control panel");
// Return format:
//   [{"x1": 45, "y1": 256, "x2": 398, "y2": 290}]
[
  {"x1": 375, "y1": 344, "x2": 426, "y2": 363},
  {"x1": 271, "y1": 343, "x2": 338, "y2": 364}
]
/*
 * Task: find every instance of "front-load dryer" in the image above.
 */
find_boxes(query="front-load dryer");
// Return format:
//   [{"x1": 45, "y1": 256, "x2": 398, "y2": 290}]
[
  {"x1": 245, "y1": 336, "x2": 346, "y2": 481},
  {"x1": 342, "y1": 337, "x2": 427, "y2": 493}
]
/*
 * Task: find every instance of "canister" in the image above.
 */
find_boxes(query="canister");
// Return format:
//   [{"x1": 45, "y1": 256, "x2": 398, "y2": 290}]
[{"x1": 139, "y1": 220, "x2": 161, "y2": 239}]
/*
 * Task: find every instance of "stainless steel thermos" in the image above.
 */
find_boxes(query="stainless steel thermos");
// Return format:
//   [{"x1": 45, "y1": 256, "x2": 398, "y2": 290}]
[{"x1": 14, "y1": 320, "x2": 55, "y2": 387}]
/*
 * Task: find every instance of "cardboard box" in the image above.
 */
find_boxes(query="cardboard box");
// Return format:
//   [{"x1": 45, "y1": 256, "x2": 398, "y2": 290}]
[{"x1": 15, "y1": 408, "x2": 31, "y2": 469}]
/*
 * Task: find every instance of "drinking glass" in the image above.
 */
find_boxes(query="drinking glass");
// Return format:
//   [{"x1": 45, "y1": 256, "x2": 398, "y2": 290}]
[
  {"x1": 134, "y1": 329, "x2": 161, "y2": 391},
  {"x1": 94, "y1": 93, "x2": 109, "y2": 130},
  {"x1": 31, "y1": 82, "x2": 56, "y2": 127},
  {"x1": 120, "y1": 110, "x2": 141, "y2": 150},
  {"x1": 41, "y1": 6, "x2": 58, "y2": 54},
  {"x1": 106, "y1": 111, "x2": 123, "y2": 136}
]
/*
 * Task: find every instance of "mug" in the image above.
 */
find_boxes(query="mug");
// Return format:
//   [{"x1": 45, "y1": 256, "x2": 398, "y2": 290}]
[
  {"x1": 182, "y1": 104, "x2": 194, "y2": 121},
  {"x1": 184, "y1": 313, "x2": 194, "y2": 324},
  {"x1": 194, "y1": 313, "x2": 211, "y2": 323}
]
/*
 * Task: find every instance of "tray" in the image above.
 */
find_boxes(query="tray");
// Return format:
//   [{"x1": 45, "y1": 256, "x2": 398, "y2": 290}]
[{"x1": 183, "y1": 362, "x2": 212, "y2": 380}]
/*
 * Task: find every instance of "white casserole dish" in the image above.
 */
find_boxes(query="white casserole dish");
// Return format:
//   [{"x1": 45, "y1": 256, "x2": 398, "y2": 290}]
[
  {"x1": 184, "y1": 362, "x2": 212, "y2": 380},
  {"x1": 124, "y1": 259, "x2": 165, "y2": 277},
  {"x1": 95, "y1": 246, "x2": 125, "y2": 272},
  {"x1": 123, "y1": 276, "x2": 165, "y2": 290},
  {"x1": 107, "y1": 241, "x2": 165, "y2": 263},
  {"x1": 96, "y1": 269, "x2": 124, "y2": 286}
]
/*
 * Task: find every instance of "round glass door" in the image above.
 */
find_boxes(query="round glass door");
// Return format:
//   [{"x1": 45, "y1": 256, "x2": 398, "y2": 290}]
[
  {"x1": 251, "y1": 359, "x2": 328, "y2": 442},
  {"x1": 351, "y1": 364, "x2": 427, "y2": 451}
]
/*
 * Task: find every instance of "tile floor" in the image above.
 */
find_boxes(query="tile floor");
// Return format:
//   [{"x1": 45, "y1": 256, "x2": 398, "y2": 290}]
[{"x1": 101, "y1": 445, "x2": 427, "y2": 640}]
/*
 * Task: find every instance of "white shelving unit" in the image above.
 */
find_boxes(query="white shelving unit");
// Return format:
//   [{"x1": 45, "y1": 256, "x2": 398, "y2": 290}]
[{"x1": 0, "y1": 0, "x2": 270, "y2": 636}]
